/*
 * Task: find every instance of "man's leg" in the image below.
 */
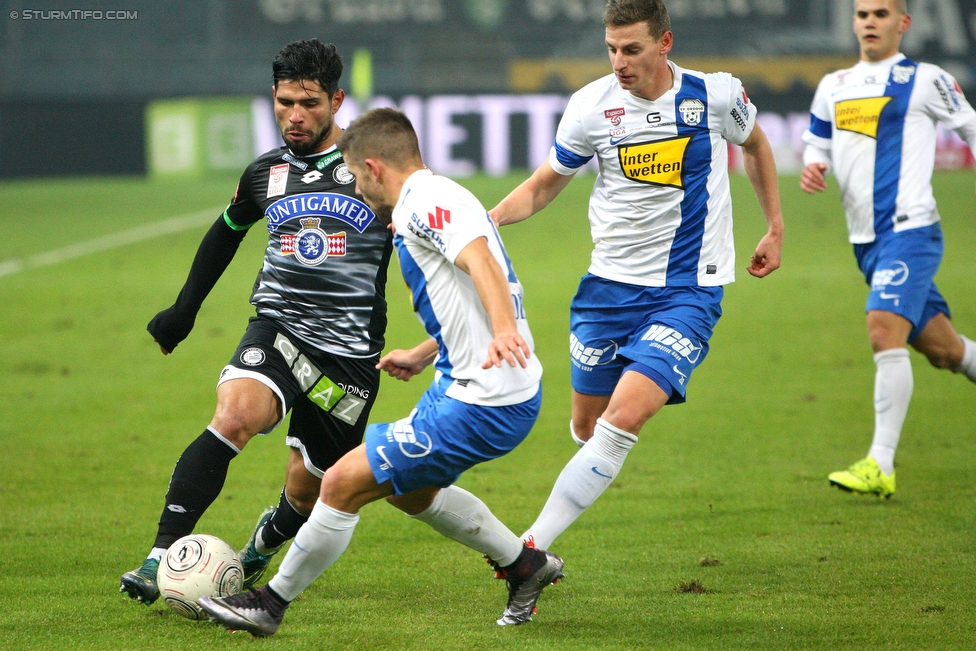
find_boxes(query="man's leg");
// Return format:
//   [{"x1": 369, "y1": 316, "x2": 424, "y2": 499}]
[
  {"x1": 911, "y1": 312, "x2": 976, "y2": 381},
  {"x1": 198, "y1": 445, "x2": 388, "y2": 636},
  {"x1": 522, "y1": 372, "x2": 667, "y2": 550},
  {"x1": 829, "y1": 311, "x2": 910, "y2": 497},
  {"x1": 120, "y1": 378, "x2": 280, "y2": 604},
  {"x1": 239, "y1": 449, "x2": 319, "y2": 588}
]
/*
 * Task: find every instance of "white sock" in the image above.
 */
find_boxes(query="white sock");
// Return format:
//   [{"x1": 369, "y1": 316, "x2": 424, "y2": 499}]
[
  {"x1": 954, "y1": 336, "x2": 976, "y2": 383},
  {"x1": 867, "y1": 349, "x2": 913, "y2": 476},
  {"x1": 268, "y1": 500, "x2": 359, "y2": 602},
  {"x1": 148, "y1": 547, "x2": 167, "y2": 562},
  {"x1": 411, "y1": 485, "x2": 523, "y2": 567},
  {"x1": 522, "y1": 418, "x2": 637, "y2": 550},
  {"x1": 570, "y1": 420, "x2": 587, "y2": 448}
]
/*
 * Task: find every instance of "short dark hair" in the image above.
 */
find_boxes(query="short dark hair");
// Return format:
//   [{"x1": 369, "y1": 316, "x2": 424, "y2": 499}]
[
  {"x1": 337, "y1": 108, "x2": 422, "y2": 170},
  {"x1": 272, "y1": 39, "x2": 342, "y2": 96},
  {"x1": 603, "y1": 0, "x2": 671, "y2": 40}
]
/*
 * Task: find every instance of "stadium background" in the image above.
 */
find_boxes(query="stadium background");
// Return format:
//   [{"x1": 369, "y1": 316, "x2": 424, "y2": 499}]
[{"x1": 1, "y1": 0, "x2": 975, "y2": 179}]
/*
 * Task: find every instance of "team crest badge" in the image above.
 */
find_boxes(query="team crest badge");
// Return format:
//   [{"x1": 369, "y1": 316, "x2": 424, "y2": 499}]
[
  {"x1": 678, "y1": 99, "x2": 705, "y2": 126},
  {"x1": 280, "y1": 217, "x2": 347, "y2": 266},
  {"x1": 891, "y1": 65, "x2": 915, "y2": 84},
  {"x1": 333, "y1": 163, "x2": 355, "y2": 185}
]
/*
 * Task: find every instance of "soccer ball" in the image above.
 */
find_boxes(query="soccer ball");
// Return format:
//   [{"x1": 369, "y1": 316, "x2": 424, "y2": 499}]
[{"x1": 156, "y1": 534, "x2": 244, "y2": 620}]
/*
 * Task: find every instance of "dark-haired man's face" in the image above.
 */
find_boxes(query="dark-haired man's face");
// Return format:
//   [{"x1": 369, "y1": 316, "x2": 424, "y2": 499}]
[{"x1": 273, "y1": 79, "x2": 342, "y2": 156}]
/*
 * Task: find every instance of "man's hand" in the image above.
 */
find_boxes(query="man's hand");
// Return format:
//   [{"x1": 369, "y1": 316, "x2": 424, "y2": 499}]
[
  {"x1": 800, "y1": 163, "x2": 829, "y2": 194},
  {"x1": 747, "y1": 231, "x2": 783, "y2": 278},
  {"x1": 376, "y1": 340, "x2": 438, "y2": 382},
  {"x1": 147, "y1": 306, "x2": 196, "y2": 355},
  {"x1": 482, "y1": 332, "x2": 530, "y2": 370}
]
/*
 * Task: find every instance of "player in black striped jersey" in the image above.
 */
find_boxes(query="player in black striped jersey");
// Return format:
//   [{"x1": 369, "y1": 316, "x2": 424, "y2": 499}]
[{"x1": 121, "y1": 39, "x2": 394, "y2": 606}]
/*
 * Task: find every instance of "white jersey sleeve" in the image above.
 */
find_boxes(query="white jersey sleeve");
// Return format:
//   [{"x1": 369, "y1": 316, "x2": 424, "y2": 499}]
[
  {"x1": 802, "y1": 73, "x2": 838, "y2": 170},
  {"x1": 710, "y1": 72, "x2": 757, "y2": 146},
  {"x1": 923, "y1": 67, "x2": 976, "y2": 156},
  {"x1": 549, "y1": 93, "x2": 596, "y2": 176}
]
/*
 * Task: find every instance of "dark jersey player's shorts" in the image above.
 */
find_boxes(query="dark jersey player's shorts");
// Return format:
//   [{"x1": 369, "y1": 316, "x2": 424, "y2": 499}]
[{"x1": 219, "y1": 316, "x2": 380, "y2": 477}]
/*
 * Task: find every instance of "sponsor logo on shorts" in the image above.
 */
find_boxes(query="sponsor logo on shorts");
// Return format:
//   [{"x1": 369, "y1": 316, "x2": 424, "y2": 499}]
[
  {"x1": 570, "y1": 334, "x2": 618, "y2": 371},
  {"x1": 871, "y1": 260, "x2": 909, "y2": 307},
  {"x1": 375, "y1": 445, "x2": 394, "y2": 471},
  {"x1": 267, "y1": 163, "x2": 289, "y2": 198},
  {"x1": 640, "y1": 325, "x2": 703, "y2": 363},
  {"x1": 239, "y1": 347, "x2": 266, "y2": 366},
  {"x1": 385, "y1": 418, "x2": 433, "y2": 458},
  {"x1": 333, "y1": 163, "x2": 355, "y2": 185}
]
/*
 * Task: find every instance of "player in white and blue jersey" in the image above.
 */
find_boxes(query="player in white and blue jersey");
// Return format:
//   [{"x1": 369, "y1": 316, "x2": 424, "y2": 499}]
[
  {"x1": 198, "y1": 108, "x2": 562, "y2": 636},
  {"x1": 490, "y1": 0, "x2": 784, "y2": 551},
  {"x1": 801, "y1": 0, "x2": 976, "y2": 498}
]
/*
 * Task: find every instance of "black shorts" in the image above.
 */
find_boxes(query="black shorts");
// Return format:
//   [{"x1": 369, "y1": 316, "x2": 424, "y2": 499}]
[{"x1": 220, "y1": 316, "x2": 380, "y2": 476}]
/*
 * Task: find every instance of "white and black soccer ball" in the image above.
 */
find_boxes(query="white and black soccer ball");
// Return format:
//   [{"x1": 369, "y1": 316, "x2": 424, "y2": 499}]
[{"x1": 156, "y1": 534, "x2": 244, "y2": 620}]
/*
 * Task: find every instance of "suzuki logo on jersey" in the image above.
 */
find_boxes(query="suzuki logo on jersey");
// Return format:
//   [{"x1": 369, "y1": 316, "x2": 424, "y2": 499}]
[
  {"x1": 678, "y1": 98, "x2": 705, "y2": 126},
  {"x1": 640, "y1": 325, "x2": 703, "y2": 363},
  {"x1": 266, "y1": 192, "x2": 375, "y2": 234},
  {"x1": 570, "y1": 334, "x2": 618, "y2": 369},
  {"x1": 267, "y1": 164, "x2": 289, "y2": 198},
  {"x1": 604, "y1": 107, "x2": 625, "y2": 126},
  {"x1": 428, "y1": 206, "x2": 451, "y2": 230},
  {"x1": 618, "y1": 136, "x2": 690, "y2": 188},
  {"x1": 280, "y1": 218, "x2": 346, "y2": 266},
  {"x1": 835, "y1": 97, "x2": 892, "y2": 138}
]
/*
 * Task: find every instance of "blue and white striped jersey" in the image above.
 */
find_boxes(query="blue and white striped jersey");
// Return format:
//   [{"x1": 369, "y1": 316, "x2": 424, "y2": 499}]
[
  {"x1": 549, "y1": 61, "x2": 756, "y2": 287},
  {"x1": 392, "y1": 169, "x2": 543, "y2": 407},
  {"x1": 802, "y1": 53, "x2": 976, "y2": 244}
]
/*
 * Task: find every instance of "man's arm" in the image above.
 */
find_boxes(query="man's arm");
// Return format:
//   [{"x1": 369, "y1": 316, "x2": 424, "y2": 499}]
[
  {"x1": 148, "y1": 215, "x2": 248, "y2": 354},
  {"x1": 376, "y1": 338, "x2": 439, "y2": 382},
  {"x1": 489, "y1": 160, "x2": 575, "y2": 227},
  {"x1": 739, "y1": 122, "x2": 784, "y2": 278},
  {"x1": 453, "y1": 236, "x2": 530, "y2": 369}
]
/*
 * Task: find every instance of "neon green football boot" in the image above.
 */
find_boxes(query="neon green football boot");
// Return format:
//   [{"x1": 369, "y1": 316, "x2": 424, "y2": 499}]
[{"x1": 828, "y1": 456, "x2": 895, "y2": 498}]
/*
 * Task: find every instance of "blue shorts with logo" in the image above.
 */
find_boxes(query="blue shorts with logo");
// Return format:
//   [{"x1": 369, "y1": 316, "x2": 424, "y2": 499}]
[
  {"x1": 569, "y1": 274, "x2": 723, "y2": 405},
  {"x1": 854, "y1": 223, "x2": 950, "y2": 343},
  {"x1": 364, "y1": 376, "x2": 541, "y2": 495}
]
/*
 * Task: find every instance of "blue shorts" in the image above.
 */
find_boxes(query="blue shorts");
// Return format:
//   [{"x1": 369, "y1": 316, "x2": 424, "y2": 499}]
[
  {"x1": 364, "y1": 377, "x2": 541, "y2": 495},
  {"x1": 854, "y1": 223, "x2": 950, "y2": 343},
  {"x1": 569, "y1": 274, "x2": 723, "y2": 405}
]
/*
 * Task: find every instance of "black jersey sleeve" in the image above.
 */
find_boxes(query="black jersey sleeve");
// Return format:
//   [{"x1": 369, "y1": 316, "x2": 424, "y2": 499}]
[{"x1": 147, "y1": 216, "x2": 248, "y2": 353}]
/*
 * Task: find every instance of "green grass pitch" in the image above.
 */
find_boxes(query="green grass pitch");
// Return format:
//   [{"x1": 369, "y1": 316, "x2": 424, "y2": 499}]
[{"x1": 0, "y1": 170, "x2": 974, "y2": 650}]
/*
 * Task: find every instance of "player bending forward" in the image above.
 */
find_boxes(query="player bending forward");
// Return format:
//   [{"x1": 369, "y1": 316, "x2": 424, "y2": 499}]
[
  {"x1": 801, "y1": 0, "x2": 976, "y2": 498},
  {"x1": 198, "y1": 108, "x2": 562, "y2": 636}
]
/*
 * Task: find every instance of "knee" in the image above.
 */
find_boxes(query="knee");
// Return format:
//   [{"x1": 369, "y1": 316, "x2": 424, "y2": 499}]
[
  {"x1": 921, "y1": 345, "x2": 959, "y2": 370},
  {"x1": 284, "y1": 485, "x2": 318, "y2": 515},
  {"x1": 209, "y1": 408, "x2": 262, "y2": 449}
]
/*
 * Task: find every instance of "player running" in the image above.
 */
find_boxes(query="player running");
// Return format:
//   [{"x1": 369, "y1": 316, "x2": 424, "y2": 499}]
[
  {"x1": 489, "y1": 0, "x2": 784, "y2": 551},
  {"x1": 801, "y1": 0, "x2": 976, "y2": 498},
  {"x1": 120, "y1": 40, "x2": 394, "y2": 604},
  {"x1": 197, "y1": 108, "x2": 561, "y2": 636}
]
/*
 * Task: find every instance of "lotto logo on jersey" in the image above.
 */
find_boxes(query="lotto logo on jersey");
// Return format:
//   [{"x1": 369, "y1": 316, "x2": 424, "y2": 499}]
[
  {"x1": 834, "y1": 97, "x2": 892, "y2": 138},
  {"x1": 267, "y1": 164, "x2": 289, "y2": 198},
  {"x1": 640, "y1": 324, "x2": 703, "y2": 363},
  {"x1": 428, "y1": 206, "x2": 451, "y2": 230},
  {"x1": 618, "y1": 136, "x2": 690, "y2": 188}
]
